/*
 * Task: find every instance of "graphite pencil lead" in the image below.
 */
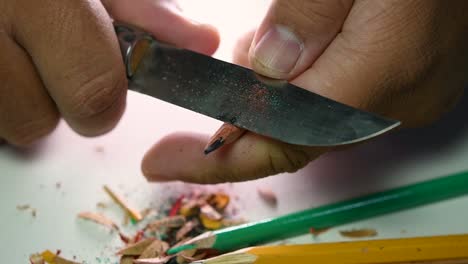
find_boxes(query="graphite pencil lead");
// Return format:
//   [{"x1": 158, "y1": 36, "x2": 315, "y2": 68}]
[{"x1": 204, "y1": 138, "x2": 225, "y2": 155}]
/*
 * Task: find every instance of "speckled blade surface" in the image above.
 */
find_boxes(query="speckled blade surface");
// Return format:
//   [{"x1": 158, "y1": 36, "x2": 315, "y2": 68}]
[{"x1": 128, "y1": 41, "x2": 399, "y2": 146}]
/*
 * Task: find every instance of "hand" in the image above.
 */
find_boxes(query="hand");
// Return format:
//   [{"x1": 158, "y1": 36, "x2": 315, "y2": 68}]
[
  {"x1": 142, "y1": 0, "x2": 468, "y2": 183},
  {"x1": 0, "y1": 0, "x2": 219, "y2": 146}
]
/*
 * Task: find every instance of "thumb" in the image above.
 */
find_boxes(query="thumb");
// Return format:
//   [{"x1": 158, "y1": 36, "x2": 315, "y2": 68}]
[{"x1": 249, "y1": 0, "x2": 353, "y2": 79}]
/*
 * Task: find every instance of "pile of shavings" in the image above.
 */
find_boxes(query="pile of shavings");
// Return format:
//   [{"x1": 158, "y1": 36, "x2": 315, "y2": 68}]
[{"x1": 30, "y1": 186, "x2": 245, "y2": 264}]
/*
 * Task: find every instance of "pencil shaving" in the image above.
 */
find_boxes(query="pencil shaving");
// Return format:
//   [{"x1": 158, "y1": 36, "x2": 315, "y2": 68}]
[
  {"x1": 17, "y1": 204, "x2": 31, "y2": 211},
  {"x1": 257, "y1": 187, "x2": 277, "y2": 206},
  {"x1": 200, "y1": 204, "x2": 222, "y2": 221},
  {"x1": 133, "y1": 256, "x2": 171, "y2": 264},
  {"x1": 119, "y1": 256, "x2": 135, "y2": 264},
  {"x1": 146, "y1": 216, "x2": 186, "y2": 232},
  {"x1": 208, "y1": 193, "x2": 230, "y2": 211},
  {"x1": 176, "y1": 249, "x2": 207, "y2": 264},
  {"x1": 29, "y1": 253, "x2": 44, "y2": 264},
  {"x1": 309, "y1": 227, "x2": 330, "y2": 236},
  {"x1": 78, "y1": 211, "x2": 118, "y2": 230},
  {"x1": 35, "y1": 250, "x2": 81, "y2": 264},
  {"x1": 200, "y1": 214, "x2": 223, "y2": 230},
  {"x1": 103, "y1": 185, "x2": 142, "y2": 221},
  {"x1": 176, "y1": 219, "x2": 199, "y2": 242},
  {"x1": 117, "y1": 238, "x2": 156, "y2": 256},
  {"x1": 138, "y1": 240, "x2": 169, "y2": 259},
  {"x1": 339, "y1": 228, "x2": 378, "y2": 238}
]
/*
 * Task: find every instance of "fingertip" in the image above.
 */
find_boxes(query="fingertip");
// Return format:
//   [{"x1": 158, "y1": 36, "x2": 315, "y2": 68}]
[
  {"x1": 186, "y1": 23, "x2": 220, "y2": 56},
  {"x1": 141, "y1": 132, "x2": 210, "y2": 183}
]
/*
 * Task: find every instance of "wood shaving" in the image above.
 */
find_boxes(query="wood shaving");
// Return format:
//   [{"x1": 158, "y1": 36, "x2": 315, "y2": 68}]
[
  {"x1": 310, "y1": 227, "x2": 330, "y2": 236},
  {"x1": 17, "y1": 204, "x2": 31, "y2": 211},
  {"x1": 176, "y1": 249, "x2": 207, "y2": 264},
  {"x1": 208, "y1": 193, "x2": 230, "y2": 211},
  {"x1": 339, "y1": 228, "x2": 378, "y2": 238},
  {"x1": 29, "y1": 253, "x2": 45, "y2": 264},
  {"x1": 123, "y1": 214, "x2": 130, "y2": 226},
  {"x1": 54, "y1": 256, "x2": 81, "y2": 264},
  {"x1": 200, "y1": 204, "x2": 222, "y2": 221},
  {"x1": 117, "y1": 238, "x2": 156, "y2": 256},
  {"x1": 141, "y1": 208, "x2": 156, "y2": 219},
  {"x1": 32, "y1": 190, "x2": 243, "y2": 263},
  {"x1": 77, "y1": 211, "x2": 118, "y2": 230},
  {"x1": 176, "y1": 219, "x2": 199, "y2": 242},
  {"x1": 119, "y1": 256, "x2": 135, "y2": 264},
  {"x1": 96, "y1": 202, "x2": 108, "y2": 209},
  {"x1": 145, "y1": 216, "x2": 186, "y2": 232},
  {"x1": 179, "y1": 200, "x2": 199, "y2": 217},
  {"x1": 138, "y1": 240, "x2": 169, "y2": 259},
  {"x1": 257, "y1": 187, "x2": 277, "y2": 206},
  {"x1": 103, "y1": 185, "x2": 142, "y2": 221},
  {"x1": 200, "y1": 213, "x2": 222, "y2": 230},
  {"x1": 94, "y1": 145, "x2": 105, "y2": 153},
  {"x1": 32, "y1": 250, "x2": 80, "y2": 264},
  {"x1": 222, "y1": 218, "x2": 247, "y2": 228},
  {"x1": 133, "y1": 256, "x2": 171, "y2": 264}
]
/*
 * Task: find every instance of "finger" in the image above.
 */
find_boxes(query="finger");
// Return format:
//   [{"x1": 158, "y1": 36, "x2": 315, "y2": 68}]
[
  {"x1": 232, "y1": 29, "x2": 256, "y2": 67},
  {"x1": 248, "y1": 0, "x2": 353, "y2": 79},
  {"x1": 141, "y1": 132, "x2": 325, "y2": 184},
  {"x1": 0, "y1": 35, "x2": 59, "y2": 147},
  {"x1": 290, "y1": 0, "x2": 467, "y2": 126},
  {"x1": 102, "y1": 0, "x2": 220, "y2": 56},
  {"x1": 12, "y1": 0, "x2": 127, "y2": 136}
]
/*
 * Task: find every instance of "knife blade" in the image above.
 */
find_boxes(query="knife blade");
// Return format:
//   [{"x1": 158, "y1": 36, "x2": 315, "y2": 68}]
[{"x1": 115, "y1": 22, "x2": 400, "y2": 146}]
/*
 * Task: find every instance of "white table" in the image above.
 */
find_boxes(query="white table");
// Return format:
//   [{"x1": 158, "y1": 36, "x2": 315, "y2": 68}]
[{"x1": 2, "y1": 1, "x2": 468, "y2": 262}]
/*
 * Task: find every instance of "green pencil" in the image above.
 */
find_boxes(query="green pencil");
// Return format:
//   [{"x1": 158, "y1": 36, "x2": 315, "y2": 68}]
[{"x1": 167, "y1": 170, "x2": 468, "y2": 255}]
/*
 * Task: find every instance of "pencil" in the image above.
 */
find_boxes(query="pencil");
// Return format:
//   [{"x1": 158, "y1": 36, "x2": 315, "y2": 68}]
[
  {"x1": 204, "y1": 123, "x2": 246, "y2": 154},
  {"x1": 191, "y1": 234, "x2": 468, "y2": 264},
  {"x1": 167, "y1": 170, "x2": 468, "y2": 254}
]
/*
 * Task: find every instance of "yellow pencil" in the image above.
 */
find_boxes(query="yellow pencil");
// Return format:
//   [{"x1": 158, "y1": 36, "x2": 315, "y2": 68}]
[{"x1": 191, "y1": 234, "x2": 468, "y2": 264}]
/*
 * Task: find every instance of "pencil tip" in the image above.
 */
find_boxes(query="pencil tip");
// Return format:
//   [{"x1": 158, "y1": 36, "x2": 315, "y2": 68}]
[{"x1": 204, "y1": 138, "x2": 225, "y2": 155}]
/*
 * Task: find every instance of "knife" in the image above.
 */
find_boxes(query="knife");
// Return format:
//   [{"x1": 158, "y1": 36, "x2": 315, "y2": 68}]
[{"x1": 114, "y1": 22, "x2": 400, "y2": 146}]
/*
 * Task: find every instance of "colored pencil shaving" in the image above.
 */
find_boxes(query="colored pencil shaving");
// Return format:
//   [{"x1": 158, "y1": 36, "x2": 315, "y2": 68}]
[
  {"x1": 31, "y1": 190, "x2": 243, "y2": 263},
  {"x1": 77, "y1": 211, "x2": 119, "y2": 230},
  {"x1": 204, "y1": 123, "x2": 246, "y2": 154},
  {"x1": 168, "y1": 170, "x2": 468, "y2": 254},
  {"x1": 191, "y1": 234, "x2": 468, "y2": 264},
  {"x1": 103, "y1": 185, "x2": 143, "y2": 221},
  {"x1": 339, "y1": 228, "x2": 378, "y2": 238}
]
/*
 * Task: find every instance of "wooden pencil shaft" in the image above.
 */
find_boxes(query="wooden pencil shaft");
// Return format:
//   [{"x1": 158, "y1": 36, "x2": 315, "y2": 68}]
[
  {"x1": 197, "y1": 234, "x2": 468, "y2": 264},
  {"x1": 206, "y1": 171, "x2": 468, "y2": 252}
]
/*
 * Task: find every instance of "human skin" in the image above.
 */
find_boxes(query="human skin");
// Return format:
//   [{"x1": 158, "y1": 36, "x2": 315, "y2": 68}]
[
  {"x1": 142, "y1": 0, "x2": 468, "y2": 184},
  {"x1": 0, "y1": 0, "x2": 219, "y2": 145}
]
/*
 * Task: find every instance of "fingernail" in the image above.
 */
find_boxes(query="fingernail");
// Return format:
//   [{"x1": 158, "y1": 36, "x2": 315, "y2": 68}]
[{"x1": 253, "y1": 25, "x2": 303, "y2": 77}]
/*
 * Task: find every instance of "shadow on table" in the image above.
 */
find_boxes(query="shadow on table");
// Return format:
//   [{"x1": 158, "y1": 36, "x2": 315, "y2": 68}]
[{"x1": 300, "y1": 92, "x2": 468, "y2": 202}]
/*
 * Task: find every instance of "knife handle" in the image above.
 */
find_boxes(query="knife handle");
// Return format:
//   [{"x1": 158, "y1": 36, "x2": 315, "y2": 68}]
[{"x1": 114, "y1": 22, "x2": 154, "y2": 78}]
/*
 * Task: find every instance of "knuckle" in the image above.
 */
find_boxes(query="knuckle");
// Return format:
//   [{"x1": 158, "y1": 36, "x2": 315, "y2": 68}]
[
  {"x1": 6, "y1": 113, "x2": 59, "y2": 146},
  {"x1": 67, "y1": 68, "x2": 127, "y2": 120}
]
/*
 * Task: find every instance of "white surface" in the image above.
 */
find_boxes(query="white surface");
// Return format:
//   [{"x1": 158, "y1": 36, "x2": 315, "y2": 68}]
[{"x1": 2, "y1": 1, "x2": 468, "y2": 262}]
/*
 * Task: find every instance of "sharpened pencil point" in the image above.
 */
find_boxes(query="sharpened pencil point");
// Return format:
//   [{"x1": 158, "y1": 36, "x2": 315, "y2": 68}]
[
  {"x1": 204, "y1": 138, "x2": 225, "y2": 155},
  {"x1": 167, "y1": 244, "x2": 196, "y2": 255}
]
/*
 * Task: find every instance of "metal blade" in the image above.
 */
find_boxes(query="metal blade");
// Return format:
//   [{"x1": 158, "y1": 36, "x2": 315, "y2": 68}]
[{"x1": 128, "y1": 41, "x2": 399, "y2": 146}]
